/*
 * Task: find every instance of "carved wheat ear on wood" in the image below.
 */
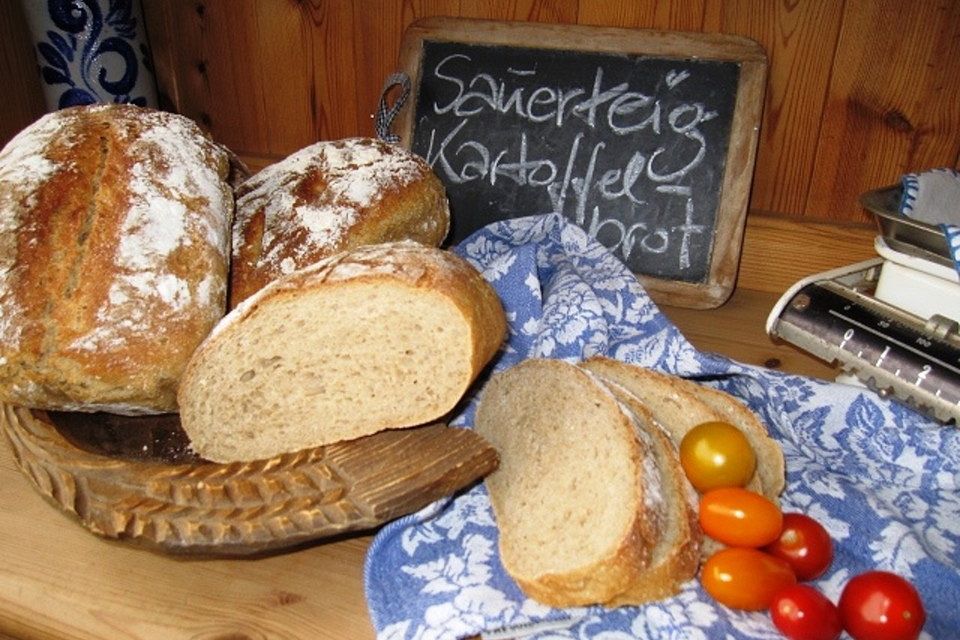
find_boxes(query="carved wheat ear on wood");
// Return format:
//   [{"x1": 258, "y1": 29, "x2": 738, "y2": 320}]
[{"x1": 0, "y1": 404, "x2": 498, "y2": 555}]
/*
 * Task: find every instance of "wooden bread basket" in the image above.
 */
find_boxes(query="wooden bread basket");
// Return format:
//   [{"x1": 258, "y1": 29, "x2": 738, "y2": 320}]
[{"x1": 0, "y1": 404, "x2": 498, "y2": 556}]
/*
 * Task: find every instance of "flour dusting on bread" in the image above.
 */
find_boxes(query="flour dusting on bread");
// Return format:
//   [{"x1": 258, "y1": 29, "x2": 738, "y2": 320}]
[
  {"x1": 229, "y1": 137, "x2": 450, "y2": 304},
  {"x1": 0, "y1": 111, "x2": 69, "y2": 349},
  {"x1": 234, "y1": 139, "x2": 428, "y2": 268},
  {"x1": 0, "y1": 104, "x2": 234, "y2": 414},
  {"x1": 69, "y1": 107, "x2": 232, "y2": 353}
]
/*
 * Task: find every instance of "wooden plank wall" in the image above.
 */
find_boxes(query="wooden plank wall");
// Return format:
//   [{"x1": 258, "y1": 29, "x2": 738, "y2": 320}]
[{"x1": 2, "y1": 0, "x2": 959, "y2": 228}]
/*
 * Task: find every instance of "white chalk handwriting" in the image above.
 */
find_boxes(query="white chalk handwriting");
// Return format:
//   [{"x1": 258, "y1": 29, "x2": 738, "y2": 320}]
[{"x1": 421, "y1": 52, "x2": 724, "y2": 273}]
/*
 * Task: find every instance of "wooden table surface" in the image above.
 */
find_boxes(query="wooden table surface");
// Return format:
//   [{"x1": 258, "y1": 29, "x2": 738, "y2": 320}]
[{"x1": 0, "y1": 287, "x2": 838, "y2": 640}]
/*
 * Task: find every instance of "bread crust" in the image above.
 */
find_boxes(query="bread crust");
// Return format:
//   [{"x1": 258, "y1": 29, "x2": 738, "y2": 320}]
[
  {"x1": 0, "y1": 105, "x2": 233, "y2": 414},
  {"x1": 600, "y1": 382, "x2": 702, "y2": 606},
  {"x1": 229, "y1": 138, "x2": 450, "y2": 306}
]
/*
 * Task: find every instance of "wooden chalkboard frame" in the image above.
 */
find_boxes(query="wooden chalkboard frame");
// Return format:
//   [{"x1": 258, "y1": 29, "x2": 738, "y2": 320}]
[{"x1": 395, "y1": 17, "x2": 767, "y2": 308}]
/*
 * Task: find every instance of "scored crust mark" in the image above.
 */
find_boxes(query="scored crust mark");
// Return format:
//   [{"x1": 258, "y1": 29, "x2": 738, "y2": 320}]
[
  {"x1": 38, "y1": 124, "x2": 112, "y2": 367},
  {"x1": 65, "y1": 130, "x2": 109, "y2": 300}
]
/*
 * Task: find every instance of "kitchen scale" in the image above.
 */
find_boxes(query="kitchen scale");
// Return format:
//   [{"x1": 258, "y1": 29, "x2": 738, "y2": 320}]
[{"x1": 766, "y1": 186, "x2": 960, "y2": 424}]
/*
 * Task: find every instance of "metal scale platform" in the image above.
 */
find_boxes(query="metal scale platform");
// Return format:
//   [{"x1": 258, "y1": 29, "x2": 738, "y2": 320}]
[{"x1": 766, "y1": 186, "x2": 960, "y2": 424}]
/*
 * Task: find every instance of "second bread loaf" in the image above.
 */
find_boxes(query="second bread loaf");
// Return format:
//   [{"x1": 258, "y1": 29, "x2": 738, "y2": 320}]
[
  {"x1": 230, "y1": 138, "x2": 450, "y2": 306},
  {"x1": 178, "y1": 241, "x2": 506, "y2": 462}
]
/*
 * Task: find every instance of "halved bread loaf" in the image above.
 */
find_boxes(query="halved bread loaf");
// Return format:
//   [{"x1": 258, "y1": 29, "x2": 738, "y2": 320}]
[
  {"x1": 474, "y1": 359, "x2": 661, "y2": 607},
  {"x1": 600, "y1": 381, "x2": 702, "y2": 606},
  {"x1": 581, "y1": 356, "x2": 784, "y2": 500},
  {"x1": 178, "y1": 241, "x2": 506, "y2": 462}
]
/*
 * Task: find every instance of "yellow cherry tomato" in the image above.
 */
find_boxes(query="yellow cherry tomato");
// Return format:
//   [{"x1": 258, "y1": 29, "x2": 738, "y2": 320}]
[
  {"x1": 699, "y1": 487, "x2": 784, "y2": 548},
  {"x1": 679, "y1": 421, "x2": 757, "y2": 492}
]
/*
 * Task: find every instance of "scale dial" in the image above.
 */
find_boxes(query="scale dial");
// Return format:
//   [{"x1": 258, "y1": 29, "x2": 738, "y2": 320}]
[{"x1": 771, "y1": 272, "x2": 960, "y2": 424}]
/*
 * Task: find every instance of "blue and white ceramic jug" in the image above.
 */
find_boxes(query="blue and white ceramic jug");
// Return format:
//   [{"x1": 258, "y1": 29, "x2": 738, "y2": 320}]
[{"x1": 20, "y1": 0, "x2": 158, "y2": 109}]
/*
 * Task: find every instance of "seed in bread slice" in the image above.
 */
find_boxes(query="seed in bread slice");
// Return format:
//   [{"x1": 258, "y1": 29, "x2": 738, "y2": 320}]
[
  {"x1": 599, "y1": 380, "x2": 702, "y2": 606},
  {"x1": 581, "y1": 356, "x2": 783, "y2": 499},
  {"x1": 177, "y1": 241, "x2": 506, "y2": 462},
  {"x1": 474, "y1": 359, "x2": 661, "y2": 607}
]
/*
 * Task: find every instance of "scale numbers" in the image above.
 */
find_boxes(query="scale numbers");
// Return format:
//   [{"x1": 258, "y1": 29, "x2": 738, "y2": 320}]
[{"x1": 773, "y1": 280, "x2": 960, "y2": 424}]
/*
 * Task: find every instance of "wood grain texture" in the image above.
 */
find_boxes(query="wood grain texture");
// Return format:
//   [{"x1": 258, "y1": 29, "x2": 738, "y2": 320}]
[
  {"x1": 0, "y1": 0, "x2": 46, "y2": 146},
  {"x1": 807, "y1": 0, "x2": 960, "y2": 220},
  {"x1": 577, "y1": 0, "x2": 709, "y2": 31},
  {"x1": 737, "y1": 214, "x2": 876, "y2": 294},
  {"x1": 0, "y1": 435, "x2": 376, "y2": 640},
  {"x1": 2, "y1": 0, "x2": 957, "y2": 225},
  {"x1": 715, "y1": 0, "x2": 844, "y2": 217},
  {"x1": 1, "y1": 406, "x2": 497, "y2": 555},
  {"x1": 301, "y1": 1, "x2": 362, "y2": 139}
]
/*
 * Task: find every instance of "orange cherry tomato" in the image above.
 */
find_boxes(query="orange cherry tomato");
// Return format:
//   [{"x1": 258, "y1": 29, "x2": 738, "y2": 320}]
[
  {"x1": 679, "y1": 421, "x2": 756, "y2": 492},
  {"x1": 699, "y1": 487, "x2": 784, "y2": 548},
  {"x1": 701, "y1": 547, "x2": 797, "y2": 610}
]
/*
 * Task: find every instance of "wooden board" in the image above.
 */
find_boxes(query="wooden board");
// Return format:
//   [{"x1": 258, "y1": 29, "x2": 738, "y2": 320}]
[
  {"x1": 0, "y1": 405, "x2": 498, "y2": 556},
  {"x1": 393, "y1": 17, "x2": 767, "y2": 308}
]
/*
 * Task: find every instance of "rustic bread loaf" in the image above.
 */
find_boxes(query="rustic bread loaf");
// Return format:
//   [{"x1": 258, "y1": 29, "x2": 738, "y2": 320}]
[
  {"x1": 600, "y1": 381, "x2": 702, "y2": 606},
  {"x1": 229, "y1": 138, "x2": 450, "y2": 306},
  {"x1": 178, "y1": 241, "x2": 506, "y2": 462},
  {"x1": 581, "y1": 356, "x2": 784, "y2": 499},
  {"x1": 474, "y1": 359, "x2": 662, "y2": 608},
  {"x1": 0, "y1": 104, "x2": 233, "y2": 414}
]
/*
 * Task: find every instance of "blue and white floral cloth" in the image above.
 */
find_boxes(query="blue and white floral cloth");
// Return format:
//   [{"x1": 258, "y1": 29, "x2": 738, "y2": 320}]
[
  {"x1": 363, "y1": 213, "x2": 960, "y2": 639},
  {"x1": 899, "y1": 168, "x2": 960, "y2": 275}
]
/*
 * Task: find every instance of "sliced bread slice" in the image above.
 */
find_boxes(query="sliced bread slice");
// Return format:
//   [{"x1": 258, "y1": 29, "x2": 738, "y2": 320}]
[
  {"x1": 177, "y1": 241, "x2": 506, "y2": 462},
  {"x1": 599, "y1": 380, "x2": 702, "y2": 606},
  {"x1": 581, "y1": 356, "x2": 783, "y2": 500},
  {"x1": 474, "y1": 358, "x2": 661, "y2": 607}
]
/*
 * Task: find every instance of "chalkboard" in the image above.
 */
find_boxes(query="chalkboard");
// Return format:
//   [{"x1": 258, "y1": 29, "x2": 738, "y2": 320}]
[{"x1": 393, "y1": 18, "x2": 767, "y2": 308}]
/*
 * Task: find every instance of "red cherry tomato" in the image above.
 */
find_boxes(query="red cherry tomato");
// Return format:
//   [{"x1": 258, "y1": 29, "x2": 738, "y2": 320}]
[
  {"x1": 764, "y1": 513, "x2": 834, "y2": 580},
  {"x1": 700, "y1": 547, "x2": 796, "y2": 610},
  {"x1": 839, "y1": 571, "x2": 926, "y2": 640},
  {"x1": 699, "y1": 487, "x2": 783, "y2": 547},
  {"x1": 679, "y1": 421, "x2": 757, "y2": 492},
  {"x1": 771, "y1": 584, "x2": 843, "y2": 640}
]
